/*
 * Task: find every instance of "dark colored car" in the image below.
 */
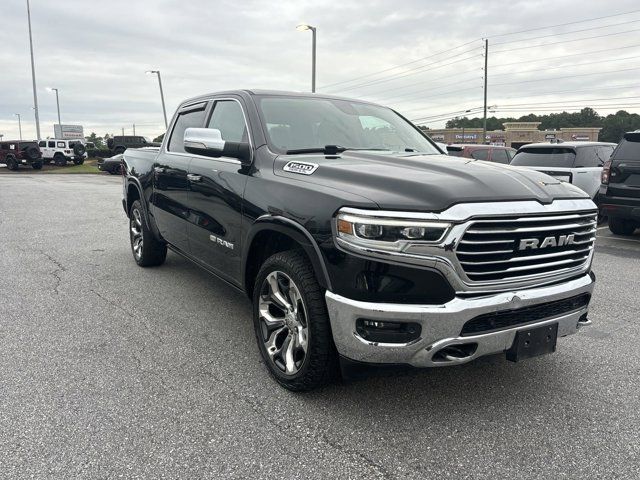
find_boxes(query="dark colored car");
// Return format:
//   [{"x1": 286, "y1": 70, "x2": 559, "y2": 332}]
[
  {"x1": 120, "y1": 89, "x2": 596, "y2": 391},
  {"x1": 598, "y1": 131, "x2": 640, "y2": 235},
  {"x1": 445, "y1": 144, "x2": 517, "y2": 164},
  {"x1": 0, "y1": 140, "x2": 43, "y2": 170},
  {"x1": 97, "y1": 154, "x2": 123, "y2": 174},
  {"x1": 107, "y1": 136, "x2": 160, "y2": 154}
]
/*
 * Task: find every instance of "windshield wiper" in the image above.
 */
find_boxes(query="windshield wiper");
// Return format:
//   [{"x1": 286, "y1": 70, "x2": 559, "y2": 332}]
[{"x1": 285, "y1": 145, "x2": 391, "y2": 155}]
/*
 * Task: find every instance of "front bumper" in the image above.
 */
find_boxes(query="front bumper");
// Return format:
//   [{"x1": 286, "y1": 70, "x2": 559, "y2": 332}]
[{"x1": 325, "y1": 272, "x2": 594, "y2": 367}]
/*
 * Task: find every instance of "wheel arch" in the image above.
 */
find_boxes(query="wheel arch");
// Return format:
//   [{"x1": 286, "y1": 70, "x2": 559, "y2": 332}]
[{"x1": 243, "y1": 216, "x2": 332, "y2": 298}]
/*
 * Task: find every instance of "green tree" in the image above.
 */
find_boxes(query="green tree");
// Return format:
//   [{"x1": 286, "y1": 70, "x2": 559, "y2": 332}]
[
  {"x1": 600, "y1": 110, "x2": 640, "y2": 143},
  {"x1": 85, "y1": 132, "x2": 105, "y2": 149}
]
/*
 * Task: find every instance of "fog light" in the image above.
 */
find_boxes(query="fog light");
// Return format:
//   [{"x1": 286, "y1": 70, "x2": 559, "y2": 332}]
[{"x1": 356, "y1": 319, "x2": 421, "y2": 343}]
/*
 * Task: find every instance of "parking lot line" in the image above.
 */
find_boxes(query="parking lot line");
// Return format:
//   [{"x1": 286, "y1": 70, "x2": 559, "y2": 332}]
[{"x1": 598, "y1": 236, "x2": 640, "y2": 244}]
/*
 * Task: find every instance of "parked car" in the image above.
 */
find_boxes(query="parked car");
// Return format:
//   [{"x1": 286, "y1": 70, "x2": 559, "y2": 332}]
[
  {"x1": 446, "y1": 144, "x2": 517, "y2": 164},
  {"x1": 120, "y1": 89, "x2": 596, "y2": 391},
  {"x1": 0, "y1": 140, "x2": 43, "y2": 170},
  {"x1": 598, "y1": 131, "x2": 640, "y2": 235},
  {"x1": 510, "y1": 142, "x2": 616, "y2": 199},
  {"x1": 107, "y1": 136, "x2": 160, "y2": 154},
  {"x1": 38, "y1": 139, "x2": 87, "y2": 166},
  {"x1": 97, "y1": 154, "x2": 123, "y2": 174}
]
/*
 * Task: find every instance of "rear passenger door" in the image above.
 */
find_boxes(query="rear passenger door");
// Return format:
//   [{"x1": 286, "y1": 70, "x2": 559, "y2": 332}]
[
  {"x1": 187, "y1": 97, "x2": 251, "y2": 284},
  {"x1": 152, "y1": 102, "x2": 208, "y2": 253}
]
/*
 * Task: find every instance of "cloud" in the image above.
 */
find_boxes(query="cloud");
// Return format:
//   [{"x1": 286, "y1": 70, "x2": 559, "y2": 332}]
[{"x1": 1, "y1": 0, "x2": 639, "y2": 139}]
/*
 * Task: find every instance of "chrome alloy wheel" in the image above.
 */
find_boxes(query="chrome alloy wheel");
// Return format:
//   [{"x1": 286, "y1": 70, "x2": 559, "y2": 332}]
[
  {"x1": 258, "y1": 271, "x2": 309, "y2": 375},
  {"x1": 130, "y1": 208, "x2": 144, "y2": 260}
]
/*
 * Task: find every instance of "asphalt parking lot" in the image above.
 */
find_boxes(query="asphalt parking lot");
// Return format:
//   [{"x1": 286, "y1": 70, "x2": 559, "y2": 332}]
[{"x1": 1, "y1": 175, "x2": 639, "y2": 479}]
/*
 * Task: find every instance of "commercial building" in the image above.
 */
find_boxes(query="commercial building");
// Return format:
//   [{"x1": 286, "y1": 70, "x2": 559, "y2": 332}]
[{"x1": 426, "y1": 122, "x2": 601, "y2": 149}]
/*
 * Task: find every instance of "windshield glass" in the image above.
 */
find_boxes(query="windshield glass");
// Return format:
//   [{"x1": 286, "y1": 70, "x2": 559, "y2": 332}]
[
  {"x1": 256, "y1": 96, "x2": 440, "y2": 154},
  {"x1": 511, "y1": 147, "x2": 576, "y2": 168}
]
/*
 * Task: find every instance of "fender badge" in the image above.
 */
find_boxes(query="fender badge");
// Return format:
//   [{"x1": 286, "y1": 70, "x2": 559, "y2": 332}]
[{"x1": 283, "y1": 161, "x2": 319, "y2": 175}]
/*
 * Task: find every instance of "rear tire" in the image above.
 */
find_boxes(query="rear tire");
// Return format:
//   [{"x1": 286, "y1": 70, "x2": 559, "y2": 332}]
[
  {"x1": 608, "y1": 217, "x2": 637, "y2": 236},
  {"x1": 73, "y1": 158, "x2": 85, "y2": 165},
  {"x1": 54, "y1": 154, "x2": 67, "y2": 167},
  {"x1": 252, "y1": 250, "x2": 338, "y2": 391},
  {"x1": 6, "y1": 156, "x2": 19, "y2": 170},
  {"x1": 129, "y1": 200, "x2": 167, "y2": 267}
]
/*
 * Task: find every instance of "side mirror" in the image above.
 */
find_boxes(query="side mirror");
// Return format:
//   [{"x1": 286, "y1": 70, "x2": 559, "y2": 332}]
[{"x1": 184, "y1": 127, "x2": 251, "y2": 165}]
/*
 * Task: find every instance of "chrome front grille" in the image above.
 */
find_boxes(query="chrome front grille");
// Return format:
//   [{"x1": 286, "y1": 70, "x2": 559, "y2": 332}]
[{"x1": 455, "y1": 210, "x2": 597, "y2": 283}]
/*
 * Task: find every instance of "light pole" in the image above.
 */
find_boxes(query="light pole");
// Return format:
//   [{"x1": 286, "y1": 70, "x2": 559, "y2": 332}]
[
  {"x1": 26, "y1": 0, "x2": 41, "y2": 140},
  {"x1": 146, "y1": 70, "x2": 168, "y2": 130},
  {"x1": 15, "y1": 114, "x2": 23, "y2": 140},
  {"x1": 296, "y1": 23, "x2": 317, "y2": 93},
  {"x1": 47, "y1": 87, "x2": 62, "y2": 127}
]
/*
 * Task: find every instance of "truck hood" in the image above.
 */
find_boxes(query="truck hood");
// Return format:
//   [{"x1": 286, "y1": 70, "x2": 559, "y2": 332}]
[{"x1": 274, "y1": 151, "x2": 590, "y2": 212}]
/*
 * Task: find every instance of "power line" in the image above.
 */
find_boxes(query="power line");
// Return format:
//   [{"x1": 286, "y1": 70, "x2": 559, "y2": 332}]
[
  {"x1": 318, "y1": 39, "x2": 482, "y2": 90},
  {"x1": 492, "y1": 27, "x2": 640, "y2": 54},
  {"x1": 491, "y1": 66, "x2": 640, "y2": 87},
  {"x1": 490, "y1": 43, "x2": 640, "y2": 69},
  {"x1": 492, "y1": 17, "x2": 640, "y2": 46},
  {"x1": 487, "y1": 8, "x2": 640, "y2": 38},
  {"x1": 365, "y1": 74, "x2": 482, "y2": 103},
  {"x1": 325, "y1": 48, "x2": 484, "y2": 93}
]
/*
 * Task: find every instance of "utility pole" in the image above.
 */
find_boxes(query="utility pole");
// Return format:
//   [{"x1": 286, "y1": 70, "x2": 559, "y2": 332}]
[
  {"x1": 133, "y1": 124, "x2": 136, "y2": 136},
  {"x1": 482, "y1": 38, "x2": 488, "y2": 145},
  {"x1": 26, "y1": 0, "x2": 41, "y2": 140},
  {"x1": 122, "y1": 127, "x2": 125, "y2": 136}
]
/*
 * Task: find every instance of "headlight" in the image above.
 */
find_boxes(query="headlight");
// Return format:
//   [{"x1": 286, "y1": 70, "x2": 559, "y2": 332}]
[{"x1": 335, "y1": 209, "x2": 451, "y2": 253}]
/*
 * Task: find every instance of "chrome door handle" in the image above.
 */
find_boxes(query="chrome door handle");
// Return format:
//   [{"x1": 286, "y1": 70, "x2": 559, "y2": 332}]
[
  {"x1": 187, "y1": 174, "x2": 202, "y2": 182},
  {"x1": 154, "y1": 166, "x2": 165, "y2": 173}
]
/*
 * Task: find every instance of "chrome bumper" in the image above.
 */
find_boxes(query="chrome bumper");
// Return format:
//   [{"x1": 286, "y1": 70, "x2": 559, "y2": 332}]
[{"x1": 325, "y1": 273, "x2": 594, "y2": 367}]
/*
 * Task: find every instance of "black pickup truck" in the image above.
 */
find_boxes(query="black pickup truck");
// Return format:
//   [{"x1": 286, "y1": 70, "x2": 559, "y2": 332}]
[{"x1": 121, "y1": 90, "x2": 597, "y2": 391}]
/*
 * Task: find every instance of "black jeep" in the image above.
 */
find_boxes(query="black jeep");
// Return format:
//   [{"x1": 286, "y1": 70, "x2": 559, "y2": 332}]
[
  {"x1": 107, "y1": 136, "x2": 160, "y2": 154},
  {"x1": 0, "y1": 140, "x2": 43, "y2": 170}
]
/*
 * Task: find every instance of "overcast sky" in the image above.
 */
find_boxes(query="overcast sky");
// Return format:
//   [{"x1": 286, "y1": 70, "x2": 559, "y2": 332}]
[{"x1": 2, "y1": 0, "x2": 639, "y2": 140}]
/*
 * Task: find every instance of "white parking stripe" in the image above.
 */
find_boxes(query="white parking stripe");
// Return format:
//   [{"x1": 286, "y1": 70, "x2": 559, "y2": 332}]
[{"x1": 598, "y1": 236, "x2": 640, "y2": 244}]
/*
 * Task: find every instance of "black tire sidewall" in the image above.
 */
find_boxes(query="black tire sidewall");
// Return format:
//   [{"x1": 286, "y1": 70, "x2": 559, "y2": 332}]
[
  {"x1": 6, "y1": 156, "x2": 18, "y2": 170},
  {"x1": 609, "y1": 217, "x2": 636, "y2": 236},
  {"x1": 129, "y1": 200, "x2": 167, "y2": 267}
]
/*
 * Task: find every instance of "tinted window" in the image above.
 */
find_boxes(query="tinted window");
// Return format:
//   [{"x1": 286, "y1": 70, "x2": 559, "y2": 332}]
[
  {"x1": 168, "y1": 105, "x2": 207, "y2": 153},
  {"x1": 39, "y1": 141, "x2": 45, "y2": 147},
  {"x1": 508, "y1": 148, "x2": 517, "y2": 161},
  {"x1": 471, "y1": 149, "x2": 489, "y2": 160},
  {"x1": 257, "y1": 96, "x2": 439, "y2": 154},
  {"x1": 48, "y1": 141, "x2": 55, "y2": 147},
  {"x1": 208, "y1": 100, "x2": 247, "y2": 143},
  {"x1": 491, "y1": 149, "x2": 510, "y2": 164},
  {"x1": 612, "y1": 133, "x2": 640, "y2": 160},
  {"x1": 446, "y1": 146, "x2": 463, "y2": 157},
  {"x1": 511, "y1": 148, "x2": 576, "y2": 168}
]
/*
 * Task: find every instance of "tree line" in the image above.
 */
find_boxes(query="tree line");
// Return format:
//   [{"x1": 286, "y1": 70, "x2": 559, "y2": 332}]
[{"x1": 435, "y1": 108, "x2": 640, "y2": 143}]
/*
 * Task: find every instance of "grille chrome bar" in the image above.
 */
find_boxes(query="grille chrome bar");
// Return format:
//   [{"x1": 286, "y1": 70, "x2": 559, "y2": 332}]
[{"x1": 455, "y1": 209, "x2": 597, "y2": 284}]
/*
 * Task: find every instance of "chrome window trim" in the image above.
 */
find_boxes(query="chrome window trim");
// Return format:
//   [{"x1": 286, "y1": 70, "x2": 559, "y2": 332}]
[
  {"x1": 334, "y1": 199, "x2": 597, "y2": 294},
  {"x1": 163, "y1": 96, "x2": 253, "y2": 166}
]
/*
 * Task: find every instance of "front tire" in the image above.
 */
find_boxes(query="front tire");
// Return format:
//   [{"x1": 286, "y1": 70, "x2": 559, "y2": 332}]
[
  {"x1": 31, "y1": 161, "x2": 43, "y2": 170},
  {"x1": 252, "y1": 250, "x2": 337, "y2": 391},
  {"x1": 129, "y1": 200, "x2": 167, "y2": 267},
  {"x1": 608, "y1": 217, "x2": 637, "y2": 236}
]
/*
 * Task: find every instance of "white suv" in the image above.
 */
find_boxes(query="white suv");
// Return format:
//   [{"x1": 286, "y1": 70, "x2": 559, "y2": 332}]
[
  {"x1": 510, "y1": 142, "x2": 616, "y2": 198},
  {"x1": 38, "y1": 139, "x2": 87, "y2": 166}
]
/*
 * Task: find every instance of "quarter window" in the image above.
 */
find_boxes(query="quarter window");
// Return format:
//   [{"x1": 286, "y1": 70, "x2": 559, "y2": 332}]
[
  {"x1": 57, "y1": 142, "x2": 65, "y2": 148},
  {"x1": 168, "y1": 105, "x2": 207, "y2": 153},
  {"x1": 48, "y1": 141, "x2": 55, "y2": 147},
  {"x1": 207, "y1": 100, "x2": 247, "y2": 143}
]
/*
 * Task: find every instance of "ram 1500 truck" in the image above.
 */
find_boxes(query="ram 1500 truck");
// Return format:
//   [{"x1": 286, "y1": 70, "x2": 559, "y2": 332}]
[{"x1": 121, "y1": 90, "x2": 597, "y2": 391}]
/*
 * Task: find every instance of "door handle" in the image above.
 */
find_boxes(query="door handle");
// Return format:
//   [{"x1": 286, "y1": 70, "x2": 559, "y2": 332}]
[
  {"x1": 154, "y1": 166, "x2": 165, "y2": 174},
  {"x1": 187, "y1": 174, "x2": 202, "y2": 182}
]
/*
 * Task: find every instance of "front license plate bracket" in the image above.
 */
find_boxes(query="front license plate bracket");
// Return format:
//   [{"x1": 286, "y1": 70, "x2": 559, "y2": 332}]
[{"x1": 506, "y1": 323, "x2": 558, "y2": 362}]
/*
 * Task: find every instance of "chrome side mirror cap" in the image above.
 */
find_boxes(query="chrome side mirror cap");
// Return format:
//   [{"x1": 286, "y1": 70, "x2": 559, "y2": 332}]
[{"x1": 184, "y1": 127, "x2": 226, "y2": 153}]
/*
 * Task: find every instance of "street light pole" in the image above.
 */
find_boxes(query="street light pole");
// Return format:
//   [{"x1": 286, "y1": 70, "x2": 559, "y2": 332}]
[
  {"x1": 297, "y1": 24, "x2": 317, "y2": 93},
  {"x1": 26, "y1": 0, "x2": 41, "y2": 140},
  {"x1": 482, "y1": 39, "x2": 489, "y2": 145},
  {"x1": 146, "y1": 70, "x2": 168, "y2": 129},
  {"x1": 15, "y1": 114, "x2": 23, "y2": 140},
  {"x1": 48, "y1": 87, "x2": 62, "y2": 127}
]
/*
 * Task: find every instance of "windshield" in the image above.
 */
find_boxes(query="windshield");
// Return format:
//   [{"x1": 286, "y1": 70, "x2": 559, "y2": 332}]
[
  {"x1": 256, "y1": 96, "x2": 440, "y2": 155},
  {"x1": 511, "y1": 147, "x2": 576, "y2": 168}
]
